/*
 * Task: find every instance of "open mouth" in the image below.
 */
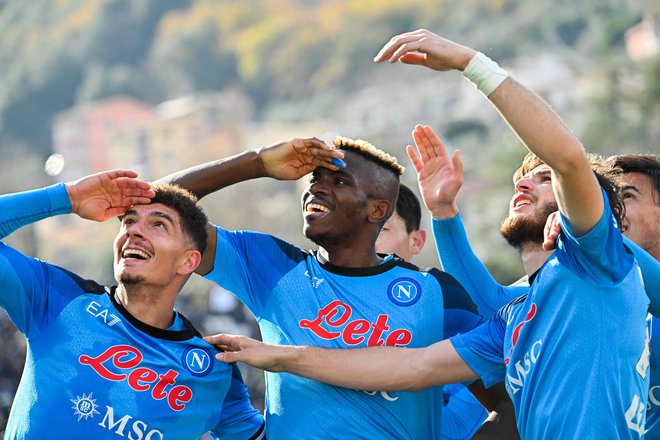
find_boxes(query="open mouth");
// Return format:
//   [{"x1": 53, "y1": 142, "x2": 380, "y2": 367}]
[
  {"x1": 121, "y1": 247, "x2": 152, "y2": 261},
  {"x1": 513, "y1": 195, "x2": 533, "y2": 209},
  {"x1": 306, "y1": 203, "x2": 330, "y2": 214}
]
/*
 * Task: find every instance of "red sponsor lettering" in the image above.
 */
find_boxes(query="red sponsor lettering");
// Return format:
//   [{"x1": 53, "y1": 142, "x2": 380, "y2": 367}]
[
  {"x1": 79, "y1": 345, "x2": 193, "y2": 411},
  {"x1": 299, "y1": 301, "x2": 412, "y2": 347}
]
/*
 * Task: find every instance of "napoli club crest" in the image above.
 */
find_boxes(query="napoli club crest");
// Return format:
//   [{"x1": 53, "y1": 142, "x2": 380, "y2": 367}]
[{"x1": 387, "y1": 278, "x2": 421, "y2": 306}]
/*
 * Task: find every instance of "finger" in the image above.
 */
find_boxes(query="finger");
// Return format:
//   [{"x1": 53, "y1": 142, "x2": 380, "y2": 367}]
[
  {"x1": 103, "y1": 169, "x2": 140, "y2": 180},
  {"x1": 422, "y1": 126, "x2": 448, "y2": 160},
  {"x1": 374, "y1": 31, "x2": 424, "y2": 62},
  {"x1": 399, "y1": 52, "x2": 427, "y2": 66},
  {"x1": 204, "y1": 333, "x2": 238, "y2": 346},
  {"x1": 389, "y1": 41, "x2": 424, "y2": 64},
  {"x1": 215, "y1": 351, "x2": 242, "y2": 364},
  {"x1": 121, "y1": 188, "x2": 156, "y2": 200},
  {"x1": 452, "y1": 149, "x2": 463, "y2": 177},
  {"x1": 104, "y1": 207, "x2": 129, "y2": 219},
  {"x1": 412, "y1": 126, "x2": 432, "y2": 163},
  {"x1": 121, "y1": 196, "x2": 154, "y2": 206},
  {"x1": 114, "y1": 177, "x2": 153, "y2": 191},
  {"x1": 406, "y1": 145, "x2": 424, "y2": 174}
]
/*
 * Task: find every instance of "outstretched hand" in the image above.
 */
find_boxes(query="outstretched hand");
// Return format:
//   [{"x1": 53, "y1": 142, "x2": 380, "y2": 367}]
[
  {"x1": 65, "y1": 170, "x2": 155, "y2": 222},
  {"x1": 374, "y1": 29, "x2": 476, "y2": 72},
  {"x1": 407, "y1": 125, "x2": 463, "y2": 219},
  {"x1": 259, "y1": 138, "x2": 345, "y2": 181},
  {"x1": 205, "y1": 333, "x2": 283, "y2": 372}
]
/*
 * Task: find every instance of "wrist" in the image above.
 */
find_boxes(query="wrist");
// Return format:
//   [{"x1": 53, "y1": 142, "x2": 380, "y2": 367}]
[
  {"x1": 431, "y1": 203, "x2": 459, "y2": 220},
  {"x1": 64, "y1": 183, "x2": 79, "y2": 215},
  {"x1": 463, "y1": 52, "x2": 510, "y2": 96}
]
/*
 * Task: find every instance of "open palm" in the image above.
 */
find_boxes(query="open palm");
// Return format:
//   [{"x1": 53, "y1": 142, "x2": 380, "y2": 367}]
[
  {"x1": 67, "y1": 170, "x2": 155, "y2": 221},
  {"x1": 406, "y1": 125, "x2": 463, "y2": 218}
]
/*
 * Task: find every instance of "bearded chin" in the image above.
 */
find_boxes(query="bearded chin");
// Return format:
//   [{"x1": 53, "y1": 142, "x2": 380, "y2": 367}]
[{"x1": 500, "y1": 202, "x2": 559, "y2": 250}]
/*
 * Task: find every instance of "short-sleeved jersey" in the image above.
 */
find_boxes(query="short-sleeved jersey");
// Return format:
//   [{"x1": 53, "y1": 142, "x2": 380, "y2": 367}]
[
  {"x1": 0, "y1": 184, "x2": 264, "y2": 440},
  {"x1": 436, "y1": 213, "x2": 660, "y2": 438},
  {"x1": 205, "y1": 226, "x2": 482, "y2": 439},
  {"x1": 451, "y1": 192, "x2": 650, "y2": 438}
]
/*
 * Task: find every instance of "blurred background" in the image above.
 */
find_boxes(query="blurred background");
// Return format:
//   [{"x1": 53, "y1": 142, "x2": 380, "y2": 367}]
[{"x1": 0, "y1": 0, "x2": 658, "y2": 432}]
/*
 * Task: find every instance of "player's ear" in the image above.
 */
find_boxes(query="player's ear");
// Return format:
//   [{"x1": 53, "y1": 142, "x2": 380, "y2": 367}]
[
  {"x1": 368, "y1": 200, "x2": 392, "y2": 224},
  {"x1": 410, "y1": 229, "x2": 426, "y2": 256},
  {"x1": 178, "y1": 250, "x2": 202, "y2": 275}
]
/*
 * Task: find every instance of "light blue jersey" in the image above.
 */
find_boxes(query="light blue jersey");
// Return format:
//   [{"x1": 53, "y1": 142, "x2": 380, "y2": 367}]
[
  {"x1": 0, "y1": 184, "x2": 264, "y2": 440},
  {"x1": 451, "y1": 193, "x2": 650, "y2": 438},
  {"x1": 436, "y1": 212, "x2": 660, "y2": 438},
  {"x1": 206, "y1": 226, "x2": 483, "y2": 439}
]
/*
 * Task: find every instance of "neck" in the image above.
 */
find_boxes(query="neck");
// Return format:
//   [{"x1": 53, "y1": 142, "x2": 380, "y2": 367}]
[
  {"x1": 116, "y1": 284, "x2": 178, "y2": 329},
  {"x1": 519, "y1": 241, "x2": 553, "y2": 276},
  {"x1": 318, "y1": 245, "x2": 382, "y2": 268}
]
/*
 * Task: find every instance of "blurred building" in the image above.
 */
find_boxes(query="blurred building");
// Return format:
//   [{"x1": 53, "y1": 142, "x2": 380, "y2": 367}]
[
  {"x1": 52, "y1": 98, "x2": 154, "y2": 182},
  {"x1": 52, "y1": 90, "x2": 253, "y2": 181},
  {"x1": 625, "y1": 13, "x2": 659, "y2": 62}
]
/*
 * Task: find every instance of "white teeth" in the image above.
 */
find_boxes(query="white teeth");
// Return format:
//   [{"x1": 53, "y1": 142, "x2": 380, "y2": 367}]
[
  {"x1": 306, "y1": 203, "x2": 329, "y2": 213},
  {"x1": 123, "y1": 249, "x2": 150, "y2": 260}
]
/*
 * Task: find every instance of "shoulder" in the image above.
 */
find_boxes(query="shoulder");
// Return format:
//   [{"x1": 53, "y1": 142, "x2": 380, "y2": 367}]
[{"x1": 214, "y1": 226, "x2": 309, "y2": 264}]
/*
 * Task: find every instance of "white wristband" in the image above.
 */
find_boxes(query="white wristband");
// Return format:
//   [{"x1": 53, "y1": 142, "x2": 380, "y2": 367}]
[{"x1": 463, "y1": 52, "x2": 509, "y2": 96}]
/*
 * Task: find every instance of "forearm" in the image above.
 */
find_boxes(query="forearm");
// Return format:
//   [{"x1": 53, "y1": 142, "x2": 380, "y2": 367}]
[
  {"x1": 487, "y1": 78, "x2": 587, "y2": 176},
  {"x1": 156, "y1": 150, "x2": 265, "y2": 199},
  {"x1": 0, "y1": 184, "x2": 71, "y2": 238},
  {"x1": 273, "y1": 339, "x2": 476, "y2": 392},
  {"x1": 471, "y1": 60, "x2": 602, "y2": 232}
]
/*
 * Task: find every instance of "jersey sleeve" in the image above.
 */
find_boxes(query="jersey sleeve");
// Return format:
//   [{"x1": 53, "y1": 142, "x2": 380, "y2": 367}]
[
  {"x1": 0, "y1": 184, "x2": 76, "y2": 337},
  {"x1": 622, "y1": 236, "x2": 660, "y2": 317},
  {"x1": 204, "y1": 226, "x2": 305, "y2": 314},
  {"x1": 209, "y1": 363, "x2": 266, "y2": 440},
  {"x1": 558, "y1": 188, "x2": 634, "y2": 285},
  {"x1": 0, "y1": 183, "x2": 71, "y2": 239},
  {"x1": 433, "y1": 214, "x2": 527, "y2": 318},
  {"x1": 429, "y1": 269, "x2": 482, "y2": 338},
  {"x1": 450, "y1": 306, "x2": 509, "y2": 388}
]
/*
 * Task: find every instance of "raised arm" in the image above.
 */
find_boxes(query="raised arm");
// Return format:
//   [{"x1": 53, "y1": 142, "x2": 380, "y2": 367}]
[
  {"x1": 376, "y1": 29, "x2": 602, "y2": 235},
  {"x1": 407, "y1": 124, "x2": 525, "y2": 317},
  {"x1": 206, "y1": 334, "x2": 476, "y2": 392},
  {"x1": 0, "y1": 169, "x2": 153, "y2": 239},
  {"x1": 156, "y1": 138, "x2": 344, "y2": 199}
]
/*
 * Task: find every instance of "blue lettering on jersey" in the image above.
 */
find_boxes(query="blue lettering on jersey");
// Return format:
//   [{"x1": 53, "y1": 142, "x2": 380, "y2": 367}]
[
  {"x1": 387, "y1": 278, "x2": 421, "y2": 306},
  {"x1": 182, "y1": 347, "x2": 213, "y2": 377}
]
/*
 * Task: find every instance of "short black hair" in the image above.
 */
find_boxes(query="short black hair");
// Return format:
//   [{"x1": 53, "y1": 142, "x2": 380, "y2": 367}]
[
  {"x1": 149, "y1": 183, "x2": 208, "y2": 253},
  {"x1": 608, "y1": 154, "x2": 660, "y2": 205},
  {"x1": 395, "y1": 184, "x2": 422, "y2": 233}
]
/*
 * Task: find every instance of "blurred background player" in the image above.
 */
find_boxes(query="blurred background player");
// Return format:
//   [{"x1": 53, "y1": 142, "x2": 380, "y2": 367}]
[{"x1": 375, "y1": 183, "x2": 489, "y2": 440}]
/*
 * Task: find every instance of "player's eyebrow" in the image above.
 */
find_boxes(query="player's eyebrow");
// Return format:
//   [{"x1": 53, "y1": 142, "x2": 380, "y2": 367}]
[{"x1": 620, "y1": 184, "x2": 641, "y2": 194}]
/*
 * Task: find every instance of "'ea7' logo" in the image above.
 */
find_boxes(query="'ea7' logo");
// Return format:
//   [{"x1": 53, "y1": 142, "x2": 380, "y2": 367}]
[
  {"x1": 182, "y1": 348, "x2": 213, "y2": 377},
  {"x1": 387, "y1": 278, "x2": 421, "y2": 306}
]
